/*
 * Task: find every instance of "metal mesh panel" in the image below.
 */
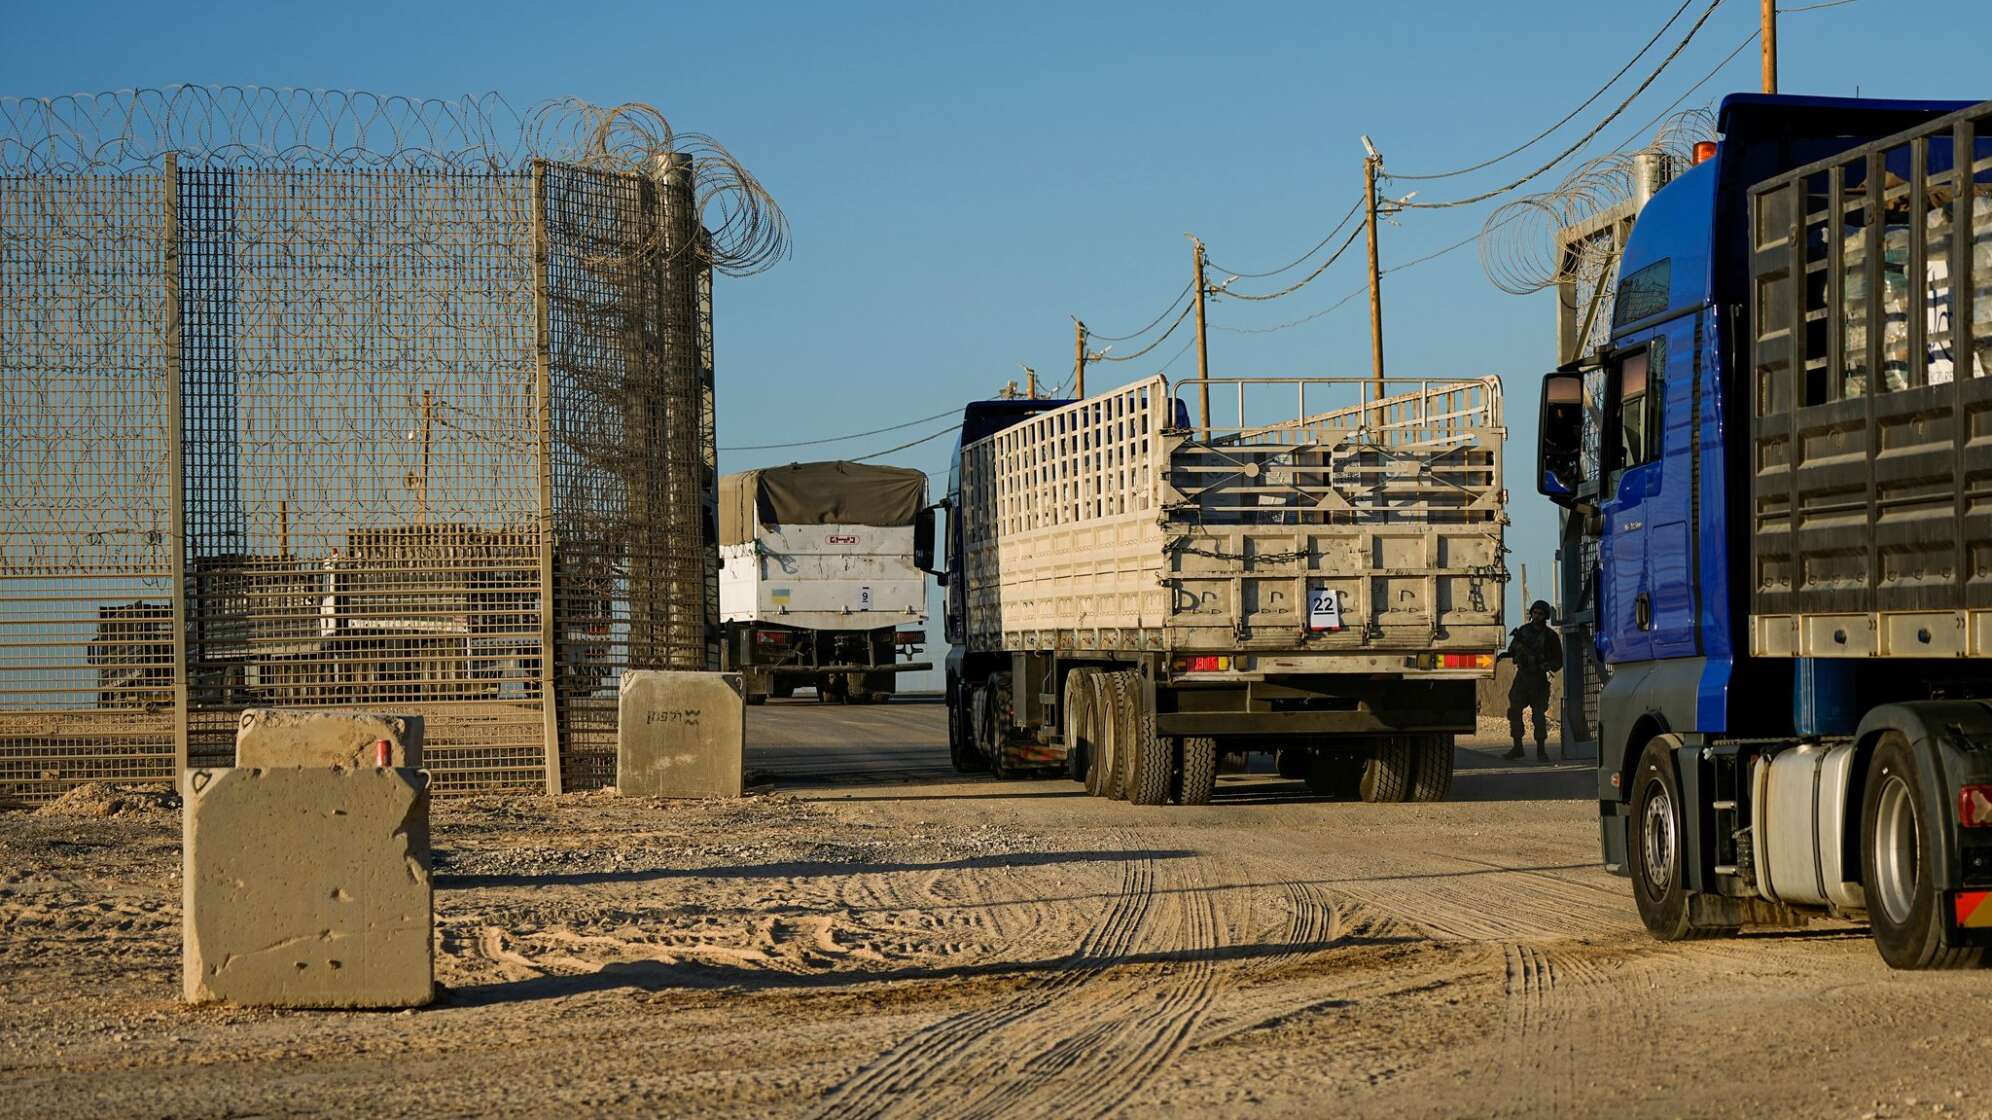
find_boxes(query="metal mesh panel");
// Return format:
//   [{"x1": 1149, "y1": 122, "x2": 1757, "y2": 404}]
[
  {"x1": 0, "y1": 90, "x2": 761, "y2": 800},
  {"x1": 542, "y1": 160, "x2": 717, "y2": 792},
  {"x1": 0, "y1": 175, "x2": 177, "y2": 798},
  {"x1": 176, "y1": 166, "x2": 548, "y2": 792}
]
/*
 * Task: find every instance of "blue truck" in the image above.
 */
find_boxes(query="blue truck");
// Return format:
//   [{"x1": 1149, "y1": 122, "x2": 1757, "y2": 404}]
[{"x1": 1539, "y1": 94, "x2": 1992, "y2": 968}]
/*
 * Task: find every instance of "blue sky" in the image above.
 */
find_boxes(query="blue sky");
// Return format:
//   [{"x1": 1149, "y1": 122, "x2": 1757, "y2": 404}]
[{"x1": 7, "y1": 0, "x2": 1990, "y2": 653}]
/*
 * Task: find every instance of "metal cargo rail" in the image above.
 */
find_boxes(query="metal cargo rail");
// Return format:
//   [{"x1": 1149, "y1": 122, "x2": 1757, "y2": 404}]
[
  {"x1": 960, "y1": 375, "x2": 1506, "y2": 657},
  {"x1": 1749, "y1": 99, "x2": 1992, "y2": 658}
]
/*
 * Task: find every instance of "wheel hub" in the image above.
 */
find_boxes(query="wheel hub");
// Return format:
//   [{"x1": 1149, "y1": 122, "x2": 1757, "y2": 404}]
[
  {"x1": 1641, "y1": 779, "x2": 1676, "y2": 899},
  {"x1": 1871, "y1": 772, "x2": 1920, "y2": 925}
]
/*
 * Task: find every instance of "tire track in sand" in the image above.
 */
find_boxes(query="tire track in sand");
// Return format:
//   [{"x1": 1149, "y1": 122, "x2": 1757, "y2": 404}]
[{"x1": 810, "y1": 842, "x2": 1158, "y2": 1119}]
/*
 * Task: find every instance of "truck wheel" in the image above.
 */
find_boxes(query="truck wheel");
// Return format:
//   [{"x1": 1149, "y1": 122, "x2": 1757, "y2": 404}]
[
  {"x1": 1128, "y1": 721, "x2": 1171, "y2": 806},
  {"x1": 1407, "y1": 734, "x2": 1454, "y2": 802},
  {"x1": 948, "y1": 688, "x2": 986, "y2": 774},
  {"x1": 1628, "y1": 735, "x2": 1712, "y2": 940},
  {"x1": 745, "y1": 690, "x2": 767, "y2": 706},
  {"x1": 1084, "y1": 672, "x2": 1120, "y2": 798},
  {"x1": 1063, "y1": 670, "x2": 1096, "y2": 785},
  {"x1": 1176, "y1": 736, "x2": 1217, "y2": 805},
  {"x1": 1861, "y1": 731, "x2": 1985, "y2": 970},
  {"x1": 980, "y1": 683, "x2": 1011, "y2": 779},
  {"x1": 1359, "y1": 737, "x2": 1416, "y2": 803}
]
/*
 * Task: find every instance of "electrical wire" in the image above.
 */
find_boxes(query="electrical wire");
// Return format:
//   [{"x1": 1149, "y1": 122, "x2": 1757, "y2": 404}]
[
  {"x1": 1387, "y1": 0, "x2": 1699, "y2": 182},
  {"x1": 1393, "y1": 0, "x2": 1726, "y2": 210},
  {"x1": 1095, "y1": 299, "x2": 1196, "y2": 362},
  {"x1": 1214, "y1": 223, "x2": 1366, "y2": 302},
  {"x1": 849, "y1": 422, "x2": 964, "y2": 463},
  {"x1": 1213, "y1": 220, "x2": 1495, "y2": 336},
  {"x1": 1083, "y1": 278, "x2": 1195, "y2": 341},
  {"x1": 719, "y1": 407, "x2": 959, "y2": 452},
  {"x1": 1205, "y1": 196, "x2": 1364, "y2": 279}
]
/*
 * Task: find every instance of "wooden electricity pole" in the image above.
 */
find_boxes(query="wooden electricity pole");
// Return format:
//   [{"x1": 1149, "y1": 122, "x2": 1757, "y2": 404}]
[
  {"x1": 1761, "y1": 0, "x2": 1778, "y2": 94},
  {"x1": 1073, "y1": 319, "x2": 1088, "y2": 398},
  {"x1": 1192, "y1": 235, "x2": 1212, "y2": 429},
  {"x1": 1362, "y1": 136, "x2": 1385, "y2": 393}
]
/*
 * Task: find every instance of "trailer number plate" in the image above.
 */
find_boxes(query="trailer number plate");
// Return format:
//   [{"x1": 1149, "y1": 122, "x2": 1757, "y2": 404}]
[{"x1": 1308, "y1": 586, "x2": 1343, "y2": 632}]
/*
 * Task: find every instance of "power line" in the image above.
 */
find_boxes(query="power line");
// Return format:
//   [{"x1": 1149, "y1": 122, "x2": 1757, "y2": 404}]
[
  {"x1": 1393, "y1": 0, "x2": 1726, "y2": 210},
  {"x1": 719, "y1": 407, "x2": 958, "y2": 452},
  {"x1": 1213, "y1": 220, "x2": 1497, "y2": 335},
  {"x1": 850, "y1": 422, "x2": 963, "y2": 463},
  {"x1": 1095, "y1": 299, "x2": 1196, "y2": 362},
  {"x1": 1083, "y1": 278, "x2": 1195, "y2": 341},
  {"x1": 1609, "y1": 30, "x2": 1757, "y2": 152},
  {"x1": 1388, "y1": 0, "x2": 1699, "y2": 182},
  {"x1": 1205, "y1": 196, "x2": 1363, "y2": 279},
  {"x1": 1213, "y1": 223, "x2": 1365, "y2": 302}
]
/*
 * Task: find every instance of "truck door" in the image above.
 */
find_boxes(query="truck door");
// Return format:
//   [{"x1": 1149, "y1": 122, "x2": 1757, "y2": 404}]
[{"x1": 1600, "y1": 343, "x2": 1662, "y2": 662}]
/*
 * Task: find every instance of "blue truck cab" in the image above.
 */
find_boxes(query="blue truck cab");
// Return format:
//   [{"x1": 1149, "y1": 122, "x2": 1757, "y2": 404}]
[{"x1": 1538, "y1": 95, "x2": 1992, "y2": 967}]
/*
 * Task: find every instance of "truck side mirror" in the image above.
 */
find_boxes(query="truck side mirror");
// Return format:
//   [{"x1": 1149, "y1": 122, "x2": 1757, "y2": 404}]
[
  {"x1": 1538, "y1": 372, "x2": 1583, "y2": 506},
  {"x1": 914, "y1": 503, "x2": 943, "y2": 581}
]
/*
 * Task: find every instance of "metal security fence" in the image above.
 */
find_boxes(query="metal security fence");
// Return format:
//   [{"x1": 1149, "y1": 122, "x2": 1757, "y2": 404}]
[{"x1": 0, "y1": 88, "x2": 784, "y2": 799}]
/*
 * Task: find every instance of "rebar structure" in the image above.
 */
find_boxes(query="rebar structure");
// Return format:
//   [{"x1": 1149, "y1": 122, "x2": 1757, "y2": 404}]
[{"x1": 0, "y1": 87, "x2": 786, "y2": 798}]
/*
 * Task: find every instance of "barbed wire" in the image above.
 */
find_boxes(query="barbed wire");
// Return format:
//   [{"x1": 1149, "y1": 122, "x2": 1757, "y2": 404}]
[{"x1": 0, "y1": 85, "x2": 789, "y2": 274}]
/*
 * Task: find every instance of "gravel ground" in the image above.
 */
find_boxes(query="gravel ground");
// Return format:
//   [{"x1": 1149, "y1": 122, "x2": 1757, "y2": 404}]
[{"x1": 4, "y1": 707, "x2": 1991, "y2": 1119}]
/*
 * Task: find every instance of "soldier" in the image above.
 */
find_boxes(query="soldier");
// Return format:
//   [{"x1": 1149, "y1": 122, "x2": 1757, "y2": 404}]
[{"x1": 1498, "y1": 599, "x2": 1563, "y2": 762}]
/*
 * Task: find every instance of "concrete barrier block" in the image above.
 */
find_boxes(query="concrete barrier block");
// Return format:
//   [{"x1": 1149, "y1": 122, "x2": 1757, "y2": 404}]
[
  {"x1": 235, "y1": 708, "x2": 424, "y2": 769},
  {"x1": 617, "y1": 671, "x2": 745, "y2": 798},
  {"x1": 183, "y1": 767, "x2": 433, "y2": 1008}
]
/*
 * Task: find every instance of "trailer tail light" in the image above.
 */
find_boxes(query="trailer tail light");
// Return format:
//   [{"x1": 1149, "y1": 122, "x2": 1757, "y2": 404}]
[
  {"x1": 1172, "y1": 655, "x2": 1231, "y2": 673},
  {"x1": 754, "y1": 630, "x2": 792, "y2": 647},
  {"x1": 1955, "y1": 890, "x2": 1992, "y2": 928},
  {"x1": 894, "y1": 629, "x2": 925, "y2": 645},
  {"x1": 1960, "y1": 785, "x2": 1992, "y2": 828},
  {"x1": 1416, "y1": 653, "x2": 1494, "y2": 670}
]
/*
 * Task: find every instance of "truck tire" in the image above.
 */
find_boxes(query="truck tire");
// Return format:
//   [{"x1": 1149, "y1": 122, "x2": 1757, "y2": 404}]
[
  {"x1": 1407, "y1": 734, "x2": 1455, "y2": 802},
  {"x1": 745, "y1": 690, "x2": 767, "y2": 706},
  {"x1": 980, "y1": 680, "x2": 1011, "y2": 778},
  {"x1": 1277, "y1": 749, "x2": 1310, "y2": 780},
  {"x1": 1063, "y1": 670, "x2": 1096, "y2": 785},
  {"x1": 1176, "y1": 736, "x2": 1217, "y2": 806},
  {"x1": 948, "y1": 687, "x2": 986, "y2": 774},
  {"x1": 1358, "y1": 737, "x2": 1416, "y2": 803},
  {"x1": 1861, "y1": 731, "x2": 1985, "y2": 970},
  {"x1": 1084, "y1": 671, "x2": 1120, "y2": 799},
  {"x1": 1628, "y1": 735, "x2": 1719, "y2": 940},
  {"x1": 1106, "y1": 672, "x2": 1150, "y2": 802},
  {"x1": 1127, "y1": 719, "x2": 1171, "y2": 806}
]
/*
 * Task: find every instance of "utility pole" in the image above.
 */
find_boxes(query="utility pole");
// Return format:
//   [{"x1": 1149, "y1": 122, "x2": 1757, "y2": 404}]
[
  {"x1": 1191, "y1": 235, "x2": 1212, "y2": 430},
  {"x1": 1023, "y1": 365, "x2": 1038, "y2": 399},
  {"x1": 1761, "y1": 0, "x2": 1778, "y2": 94},
  {"x1": 1073, "y1": 319, "x2": 1088, "y2": 399},
  {"x1": 1362, "y1": 136, "x2": 1385, "y2": 395}
]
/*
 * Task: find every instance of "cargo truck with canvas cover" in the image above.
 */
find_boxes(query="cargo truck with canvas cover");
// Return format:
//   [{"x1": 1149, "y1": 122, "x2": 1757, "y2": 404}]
[
  {"x1": 920, "y1": 374, "x2": 1506, "y2": 804},
  {"x1": 719, "y1": 461, "x2": 930, "y2": 703},
  {"x1": 1535, "y1": 94, "x2": 1992, "y2": 967}
]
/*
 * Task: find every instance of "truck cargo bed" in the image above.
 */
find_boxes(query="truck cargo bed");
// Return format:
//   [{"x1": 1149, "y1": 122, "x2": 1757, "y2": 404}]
[
  {"x1": 1749, "y1": 100, "x2": 1992, "y2": 657},
  {"x1": 959, "y1": 375, "x2": 1506, "y2": 659}
]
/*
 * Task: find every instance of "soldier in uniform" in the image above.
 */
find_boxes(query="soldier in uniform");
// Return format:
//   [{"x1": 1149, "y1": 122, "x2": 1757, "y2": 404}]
[{"x1": 1498, "y1": 599, "x2": 1563, "y2": 762}]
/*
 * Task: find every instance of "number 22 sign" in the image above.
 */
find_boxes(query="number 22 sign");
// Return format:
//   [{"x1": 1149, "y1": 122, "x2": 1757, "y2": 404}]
[{"x1": 1307, "y1": 585, "x2": 1343, "y2": 632}]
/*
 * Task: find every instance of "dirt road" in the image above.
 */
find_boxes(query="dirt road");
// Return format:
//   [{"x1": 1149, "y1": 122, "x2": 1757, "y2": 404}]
[{"x1": 5, "y1": 698, "x2": 1991, "y2": 1118}]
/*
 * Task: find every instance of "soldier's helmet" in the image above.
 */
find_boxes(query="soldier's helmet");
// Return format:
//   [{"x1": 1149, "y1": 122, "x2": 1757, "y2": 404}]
[{"x1": 1529, "y1": 599, "x2": 1553, "y2": 619}]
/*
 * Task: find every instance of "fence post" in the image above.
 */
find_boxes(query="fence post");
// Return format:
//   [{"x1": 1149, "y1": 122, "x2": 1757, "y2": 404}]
[
  {"x1": 161, "y1": 152, "x2": 190, "y2": 777},
  {"x1": 529, "y1": 160, "x2": 564, "y2": 796}
]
